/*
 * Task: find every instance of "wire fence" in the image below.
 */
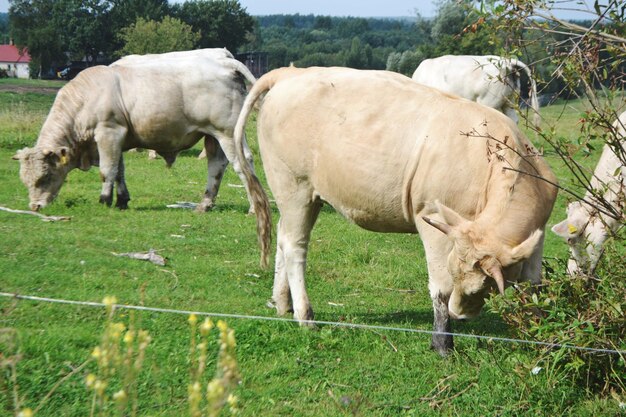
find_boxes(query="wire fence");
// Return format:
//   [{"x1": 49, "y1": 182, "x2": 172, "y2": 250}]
[{"x1": 1, "y1": 291, "x2": 624, "y2": 356}]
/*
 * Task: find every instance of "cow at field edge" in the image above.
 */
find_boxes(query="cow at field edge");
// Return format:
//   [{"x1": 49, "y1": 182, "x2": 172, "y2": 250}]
[
  {"x1": 233, "y1": 66, "x2": 558, "y2": 356},
  {"x1": 412, "y1": 55, "x2": 540, "y2": 127},
  {"x1": 13, "y1": 49, "x2": 257, "y2": 213},
  {"x1": 551, "y1": 110, "x2": 626, "y2": 275}
]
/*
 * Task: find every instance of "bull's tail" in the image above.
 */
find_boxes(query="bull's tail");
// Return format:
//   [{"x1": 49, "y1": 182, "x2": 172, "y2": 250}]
[
  {"x1": 510, "y1": 59, "x2": 540, "y2": 128},
  {"x1": 225, "y1": 57, "x2": 257, "y2": 86},
  {"x1": 233, "y1": 68, "x2": 299, "y2": 268}
]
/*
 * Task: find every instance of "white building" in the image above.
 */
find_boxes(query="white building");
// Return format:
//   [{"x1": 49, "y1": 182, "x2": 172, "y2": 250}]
[{"x1": 0, "y1": 44, "x2": 31, "y2": 79}]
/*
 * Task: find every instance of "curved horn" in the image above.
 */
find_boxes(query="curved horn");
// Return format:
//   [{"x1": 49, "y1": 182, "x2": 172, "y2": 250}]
[
  {"x1": 488, "y1": 265, "x2": 505, "y2": 295},
  {"x1": 422, "y1": 216, "x2": 451, "y2": 235}
]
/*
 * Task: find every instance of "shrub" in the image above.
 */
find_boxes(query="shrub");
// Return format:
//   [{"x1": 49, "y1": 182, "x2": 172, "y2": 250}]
[{"x1": 487, "y1": 252, "x2": 626, "y2": 394}]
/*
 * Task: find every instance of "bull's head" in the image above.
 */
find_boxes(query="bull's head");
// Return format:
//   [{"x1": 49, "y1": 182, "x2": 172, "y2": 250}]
[
  {"x1": 551, "y1": 201, "x2": 603, "y2": 275},
  {"x1": 423, "y1": 202, "x2": 543, "y2": 319},
  {"x1": 12, "y1": 146, "x2": 72, "y2": 211}
]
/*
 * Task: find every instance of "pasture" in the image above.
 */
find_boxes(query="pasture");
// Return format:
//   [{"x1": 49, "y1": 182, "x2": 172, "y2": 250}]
[{"x1": 0, "y1": 79, "x2": 623, "y2": 416}]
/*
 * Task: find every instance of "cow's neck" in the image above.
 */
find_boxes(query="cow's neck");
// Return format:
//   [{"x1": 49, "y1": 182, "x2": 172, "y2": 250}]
[
  {"x1": 37, "y1": 89, "x2": 88, "y2": 155},
  {"x1": 475, "y1": 155, "x2": 549, "y2": 247}
]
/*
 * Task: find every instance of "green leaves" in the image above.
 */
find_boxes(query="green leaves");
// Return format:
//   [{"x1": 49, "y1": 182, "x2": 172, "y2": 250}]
[{"x1": 117, "y1": 16, "x2": 200, "y2": 56}]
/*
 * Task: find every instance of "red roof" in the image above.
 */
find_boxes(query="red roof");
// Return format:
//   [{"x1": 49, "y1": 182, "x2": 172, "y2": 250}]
[{"x1": 0, "y1": 45, "x2": 31, "y2": 63}]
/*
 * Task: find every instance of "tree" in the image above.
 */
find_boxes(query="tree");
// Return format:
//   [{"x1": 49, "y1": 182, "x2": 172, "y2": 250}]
[
  {"x1": 107, "y1": 0, "x2": 170, "y2": 51},
  {"x1": 117, "y1": 16, "x2": 200, "y2": 56},
  {"x1": 9, "y1": 0, "x2": 66, "y2": 77},
  {"x1": 62, "y1": 0, "x2": 113, "y2": 63},
  {"x1": 172, "y1": 0, "x2": 254, "y2": 52}
]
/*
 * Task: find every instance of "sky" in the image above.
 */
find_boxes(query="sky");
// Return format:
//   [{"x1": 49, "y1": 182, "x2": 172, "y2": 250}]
[{"x1": 0, "y1": 0, "x2": 597, "y2": 19}]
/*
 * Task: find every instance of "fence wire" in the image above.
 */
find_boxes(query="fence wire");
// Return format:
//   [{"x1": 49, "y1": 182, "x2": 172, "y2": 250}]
[{"x1": 1, "y1": 291, "x2": 624, "y2": 356}]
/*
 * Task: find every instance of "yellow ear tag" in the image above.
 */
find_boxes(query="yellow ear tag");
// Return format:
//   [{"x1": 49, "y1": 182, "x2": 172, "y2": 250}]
[
  {"x1": 567, "y1": 224, "x2": 578, "y2": 234},
  {"x1": 60, "y1": 154, "x2": 69, "y2": 165}
]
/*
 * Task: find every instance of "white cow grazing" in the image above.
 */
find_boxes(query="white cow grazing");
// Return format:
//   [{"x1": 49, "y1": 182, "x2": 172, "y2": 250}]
[
  {"x1": 14, "y1": 50, "x2": 257, "y2": 213},
  {"x1": 233, "y1": 66, "x2": 558, "y2": 356},
  {"x1": 551, "y1": 111, "x2": 626, "y2": 275},
  {"x1": 412, "y1": 55, "x2": 540, "y2": 126}
]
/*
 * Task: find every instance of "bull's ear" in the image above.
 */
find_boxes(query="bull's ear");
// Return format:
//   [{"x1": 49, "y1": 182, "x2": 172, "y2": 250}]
[
  {"x1": 436, "y1": 201, "x2": 469, "y2": 229},
  {"x1": 504, "y1": 229, "x2": 543, "y2": 265},
  {"x1": 551, "y1": 219, "x2": 577, "y2": 238},
  {"x1": 422, "y1": 201, "x2": 470, "y2": 235},
  {"x1": 12, "y1": 147, "x2": 29, "y2": 160}
]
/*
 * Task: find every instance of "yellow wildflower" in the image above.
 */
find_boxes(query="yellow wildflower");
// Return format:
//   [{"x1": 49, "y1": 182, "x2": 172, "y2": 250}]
[
  {"x1": 85, "y1": 373, "x2": 97, "y2": 388},
  {"x1": 113, "y1": 389, "x2": 127, "y2": 403},
  {"x1": 102, "y1": 296, "x2": 117, "y2": 307},
  {"x1": 18, "y1": 408, "x2": 33, "y2": 417},
  {"x1": 200, "y1": 318, "x2": 214, "y2": 336}
]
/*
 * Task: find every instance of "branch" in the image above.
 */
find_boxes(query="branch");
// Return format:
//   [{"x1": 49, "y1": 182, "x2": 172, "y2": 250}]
[{"x1": 0, "y1": 206, "x2": 71, "y2": 222}]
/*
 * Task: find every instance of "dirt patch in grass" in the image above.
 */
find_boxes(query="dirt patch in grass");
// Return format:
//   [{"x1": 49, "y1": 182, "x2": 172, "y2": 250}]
[{"x1": 0, "y1": 84, "x2": 61, "y2": 95}]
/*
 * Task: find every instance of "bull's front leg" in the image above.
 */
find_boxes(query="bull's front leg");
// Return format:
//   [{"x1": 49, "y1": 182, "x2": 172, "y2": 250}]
[
  {"x1": 95, "y1": 125, "x2": 127, "y2": 208},
  {"x1": 196, "y1": 136, "x2": 228, "y2": 212},
  {"x1": 114, "y1": 155, "x2": 130, "y2": 209},
  {"x1": 431, "y1": 293, "x2": 454, "y2": 356}
]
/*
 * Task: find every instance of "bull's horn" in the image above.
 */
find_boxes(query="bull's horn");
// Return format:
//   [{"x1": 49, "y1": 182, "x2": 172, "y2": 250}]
[
  {"x1": 422, "y1": 216, "x2": 452, "y2": 235},
  {"x1": 488, "y1": 265, "x2": 505, "y2": 295}
]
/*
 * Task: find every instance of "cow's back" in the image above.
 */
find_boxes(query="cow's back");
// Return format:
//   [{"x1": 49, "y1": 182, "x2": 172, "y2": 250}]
[{"x1": 413, "y1": 55, "x2": 513, "y2": 110}]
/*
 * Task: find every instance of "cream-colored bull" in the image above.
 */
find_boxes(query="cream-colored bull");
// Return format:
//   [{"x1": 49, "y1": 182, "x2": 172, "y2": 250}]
[{"x1": 234, "y1": 66, "x2": 557, "y2": 356}]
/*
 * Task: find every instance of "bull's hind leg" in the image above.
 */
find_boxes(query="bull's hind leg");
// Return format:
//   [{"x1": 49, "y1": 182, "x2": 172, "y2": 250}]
[
  {"x1": 114, "y1": 155, "x2": 130, "y2": 209},
  {"x1": 213, "y1": 132, "x2": 257, "y2": 214},
  {"x1": 197, "y1": 136, "x2": 228, "y2": 212},
  {"x1": 273, "y1": 197, "x2": 322, "y2": 324},
  {"x1": 272, "y1": 220, "x2": 292, "y2": 315}
]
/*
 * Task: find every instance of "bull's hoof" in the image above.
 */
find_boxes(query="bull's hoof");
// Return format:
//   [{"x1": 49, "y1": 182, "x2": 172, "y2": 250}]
[
  {"x1": 430, "y1": 334, "x2": 454, "y2": 357},
  {"x1": 247, "y1": 207, "x2": 256, "y2": 215},
  {"x1": 195, "y1": 202, "x2": 214, "y2": 213},
  {"x1": 99, "y1": 195, "x2": 113, "y2": 207},
  {"x1": 294, "y1": 308, "x2": 315, "y2": 327},
  {"x1": 269, "y1": 298, "x2": 293, "y2": 316},
  {"x1": 115, "y1": 200, "x2": 129, "y2": 210}
]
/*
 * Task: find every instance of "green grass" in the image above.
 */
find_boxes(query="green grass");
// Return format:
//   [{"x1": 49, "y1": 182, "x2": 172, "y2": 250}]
[{"x1": 0, "y1": 80, "x2": 624, "y2": 416}]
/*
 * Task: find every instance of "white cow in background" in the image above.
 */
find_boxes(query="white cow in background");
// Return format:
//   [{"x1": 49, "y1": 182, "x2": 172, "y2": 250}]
[
  {"x1": 111, "y1": 48, "x2": 256, "y2": 162},
  {"x1": 412, "y1": 55, "x2": 540, "y2": 127},
  {"x1": 552, "y1": 111, "x2": 626, "y2": 275},
  {"x1": 14, "y1": 49, "x2": 257, "y2": 213}
]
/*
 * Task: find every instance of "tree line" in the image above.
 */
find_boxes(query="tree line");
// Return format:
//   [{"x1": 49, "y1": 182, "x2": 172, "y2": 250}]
[
  {"x1": 5, "y1": 0, "x2": 253, "y2": 78},
  {"x1": 3, "y1": 0, "x2": 620, "y2": 99}
]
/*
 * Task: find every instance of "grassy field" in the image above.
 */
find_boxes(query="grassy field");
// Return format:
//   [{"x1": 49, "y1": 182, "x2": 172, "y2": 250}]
[{"x1": 0, "y1": 80, "x2": 623, "y2": 416}]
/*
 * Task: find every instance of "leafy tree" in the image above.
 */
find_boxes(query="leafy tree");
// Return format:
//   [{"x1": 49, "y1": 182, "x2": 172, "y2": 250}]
[
  {"x1": 172, "y1": 0, "x2": 254, "y2": 52},
  {"x1": 117, "y1": 16, "x2": 200, "y2": 56},
  {"x1": 108, "y1": 0, "x2": 170, "y2": 52},
  {"x1": 313, "y1": 15, "x2": 332, "y2": 30},
  {"x1": 9, "y1": 0, "x2": 66, "y2": 77},
  {"x1": 62, "y1": 0, "x2": 113, "y2": 63},
  {"x1": 344, "y1": 36, "x2": 371, "y2": 69}
]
